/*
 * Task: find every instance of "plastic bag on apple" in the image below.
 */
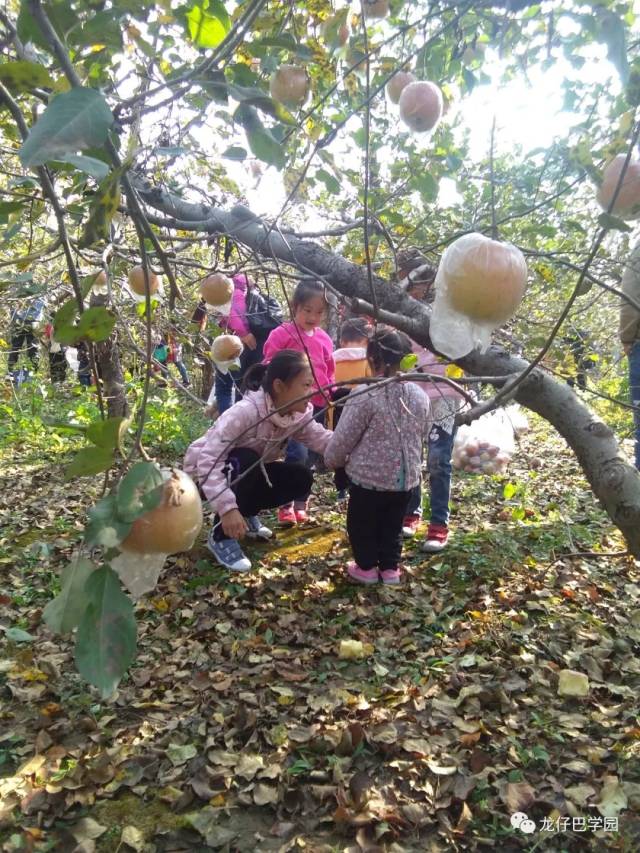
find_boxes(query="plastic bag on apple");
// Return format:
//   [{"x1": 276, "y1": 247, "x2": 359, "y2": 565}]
[
  {"x1": 430, "y1": 233, "x2": 528, "y2": 359},
  {"x1": 452, "y1": 408, "x2": 516, "y2": 475}
]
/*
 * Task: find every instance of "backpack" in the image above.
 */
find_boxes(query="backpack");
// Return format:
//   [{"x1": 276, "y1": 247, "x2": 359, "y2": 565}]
[{"x1": 245, "y1": 287, "x2": 283, "y2": 338}]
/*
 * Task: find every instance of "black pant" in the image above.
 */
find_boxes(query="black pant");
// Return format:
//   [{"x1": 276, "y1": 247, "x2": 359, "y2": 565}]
[
  {"x1": 9, "y1": 326, "x2": 38, "y2": 370},
  {"x1": 347, "y1": 483, "x2": 410, "y2": 570},
  {"x1": 331, "y1": 388, "x2": 352, "y2": 491},
  {"x1": 214, "y1": 448, "x2": 313, "y2": 541},
  {"x1": 49, "y1": 350, "x2": 67, "y2": 383}
]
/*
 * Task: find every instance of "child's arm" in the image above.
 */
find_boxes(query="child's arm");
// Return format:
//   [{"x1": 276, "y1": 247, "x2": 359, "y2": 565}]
[
  {"x1": 185, "y1": 405, "x2": 255, "y2": 517},
  {"x1": 324, "y1": 388, "x2": 370, "y2": 468},
  {"x1": 295, "y1": 416, "x2": 334, "y2": 456}
]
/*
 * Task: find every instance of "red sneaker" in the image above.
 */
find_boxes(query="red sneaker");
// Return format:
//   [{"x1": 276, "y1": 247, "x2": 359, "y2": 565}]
[
  {"x1": 278, "y1": 506, "x2": 297, "y2": 526},
  {"x1": 379, "y1": 567, "x2": 401, "y2": 585},
  {"x1": 294, "y1": 509, "x2": 310, "y2": 524},
  {"x1": 402, "y1": 515, "x2": 421, "y2": 538},
  {"x1": 347, "y1": 562, "x2": 378, "y2": 585},
  {"x1": 422, "y1": 523, "x2": 449, "y2": 553}
]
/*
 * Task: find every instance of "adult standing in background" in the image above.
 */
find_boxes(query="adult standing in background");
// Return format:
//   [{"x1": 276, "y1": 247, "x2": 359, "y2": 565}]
[
  {"x1": 7, "y1": 296, "x2": 45, "y2": 376},
  {"x1": 620, "y1": 240, "x2": 640, "y2": 469}
]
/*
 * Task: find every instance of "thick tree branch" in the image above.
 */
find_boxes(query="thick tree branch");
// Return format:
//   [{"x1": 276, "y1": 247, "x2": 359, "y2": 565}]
[{"x1": 132, "y1": 178, "x2": 640, "y2": 557}]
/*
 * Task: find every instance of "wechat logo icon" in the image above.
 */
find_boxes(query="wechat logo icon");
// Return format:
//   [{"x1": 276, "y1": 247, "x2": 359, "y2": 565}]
[{"x1": 511, "y1": 812, "x2": 536, "y2": 834}]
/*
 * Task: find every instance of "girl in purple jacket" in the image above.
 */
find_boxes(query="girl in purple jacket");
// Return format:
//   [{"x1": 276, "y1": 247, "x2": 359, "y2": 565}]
[
  {"x1": 325, "y1": 329, "x2": 431, "y2": 585},
  {"x1": 184, "y1": 351, "x2": 333, "y2": 572}
]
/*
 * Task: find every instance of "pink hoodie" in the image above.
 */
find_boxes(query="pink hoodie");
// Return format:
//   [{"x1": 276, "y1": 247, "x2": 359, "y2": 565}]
[
  {"x1": 183, "y1": 388, "x2": 332, "y2": 516},
  {"x1": 218, "y1": 274, "x2": 250, "y2": 338},
  {"x1": 263, "y1": 321, "x2": 335, "y2": 407},
  {"x1": 411, "y1": 342, "x2": 466, "y2": 402}
]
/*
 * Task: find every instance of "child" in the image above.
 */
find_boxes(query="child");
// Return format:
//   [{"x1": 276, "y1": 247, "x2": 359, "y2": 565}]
[
  {"x1": 330, "y1": 317, "x2": 372, "y2": 498},
  {"x1": 262, "y1": 278, "x2": 335, "y2": 524},
  {"x1": 324, "y1": 329, "x2": 430, "y2": 585},
  {"x1": 184, "y1": 350, "x2": 333, "y2": 572}
]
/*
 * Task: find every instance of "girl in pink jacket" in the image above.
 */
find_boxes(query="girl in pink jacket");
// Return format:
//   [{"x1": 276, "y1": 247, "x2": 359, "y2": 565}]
[
  {"x1": 325, "y1": 329, "x2": 430, "y2": 586},
  {"x1": 184, "y1": 350, "x2": 332, "y2": 572},
  {"x1": 262, "y1": 279, "x2": 335, "y2": 525}
]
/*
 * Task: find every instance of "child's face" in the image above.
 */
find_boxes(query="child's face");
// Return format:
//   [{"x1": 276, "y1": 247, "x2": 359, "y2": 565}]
[
  {"x1": 294, "y1": 295, "x2": 326, "y2": 332},
  {"x1": 272, "y1": 367, "x2": 314, "y2": 414}
]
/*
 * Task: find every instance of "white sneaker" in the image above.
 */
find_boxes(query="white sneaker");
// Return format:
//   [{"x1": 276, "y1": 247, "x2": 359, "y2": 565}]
[
  {"x1": 245, "y1": 515, "x2": 273, "y2": 540},
  {"x1": 207, "y1": 530, "x2": 252, "y2": 572}
]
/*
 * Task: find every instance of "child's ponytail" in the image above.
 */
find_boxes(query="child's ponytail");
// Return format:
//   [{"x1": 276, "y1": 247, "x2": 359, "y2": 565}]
[
  {"x1": 242, "y1": 362, "x2": 267, "y2": 392},
  {"x1": 367, "y1": 328, "x2": 413, "y2": 377}
]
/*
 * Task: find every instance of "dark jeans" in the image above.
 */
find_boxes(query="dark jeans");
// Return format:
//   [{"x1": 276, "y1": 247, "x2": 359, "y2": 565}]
[
  {"x1": 284, "y1": 405, "x2": 326, "y2": 502},
  {"x1": 9, "y1": 326, "x2": 38, "y2": 370},
  {"x1": 407, "y1": 423, "x2": 456, "y2": 526},
  {"x1": 213, "y1": 448, "x2": 313, "y2": 541},
  {"x1": 214, "y1": 341, "x2": 264, "y2": 414},
  {"x1": 347, "y1": 483, "x2": 410, "y2": 570},
  {"x1": 630, "y1": 341, "x2": 640, "y2": 469},
  {"x1": 172, "y1": 360, "x2": 190, "y2": 385}
]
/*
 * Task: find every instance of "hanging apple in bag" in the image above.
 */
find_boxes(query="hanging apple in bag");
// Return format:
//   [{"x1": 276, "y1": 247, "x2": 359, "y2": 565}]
[
  {"x1": 362, "y1": 0, "x2": 389, "y2": 19},
  {"x1": 269, "y1": 65, "x2": 309, "y2": 106},
  {"x1": 399, "y1": 81, "x2": 442, "y2": 132},
  {"x1": 200, "y1": 273, "x2": 234, "y2": 307},
  {"x1": 441, "y1": 233, "x2": 528, "y2": 324},
  {"x1": 386, "y1": 70, "x2": 416, "y2": 104},
  {"x1": 120, "y1": 469, "x2": 203, "y2": 555},
  {"x1": 129, "y1": 265, "x2": 160, "y2": 296},
  {"x1": 596, "y1": 154, "x2": 640, "y2": 219}
]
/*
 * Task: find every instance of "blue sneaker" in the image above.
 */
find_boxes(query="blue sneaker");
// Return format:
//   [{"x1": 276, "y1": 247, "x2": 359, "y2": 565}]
[
  {"x1": 245, "y1": 515, "x2": 272, "y2": 540},
  {"x1": 207, "y1": 529, "x2": 251, "y2": 572}
]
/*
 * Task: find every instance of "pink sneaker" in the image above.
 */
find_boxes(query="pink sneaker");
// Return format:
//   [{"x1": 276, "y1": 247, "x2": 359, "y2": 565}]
[
  {"x1": 278, "y1": 506, "x2": 297, "y2": 526},
  {"x1": 402, "y1": 515, "x2": 421, "y2": 538},
  {"x1": 347, "y1": 562, "x2": 378, "y2": 585},
  {"x1": 379, "y1": 567, "x2": 401, "y2": 585},
  {"x1": 422, "y1": 523, "x2": 449, "y2": 553},
  {"x1": 294, "y1": 509, "x2": 310, "y2": 524}
]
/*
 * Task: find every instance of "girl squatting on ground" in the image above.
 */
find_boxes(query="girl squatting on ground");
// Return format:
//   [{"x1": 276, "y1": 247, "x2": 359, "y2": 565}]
[
  {"x1": 184, "y1": 350, "x2": 333, "y2": 572},
  {"x1": 325, "y1": 329, "x2": 431, "y2": 585},
  {"x1": 262, "y1": 278, "x2": 335, "y2": 525}
]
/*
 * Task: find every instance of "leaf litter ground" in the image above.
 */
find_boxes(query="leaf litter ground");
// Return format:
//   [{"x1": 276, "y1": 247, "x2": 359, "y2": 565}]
[{"x1": 1, "y1": 417, "x2": 640, "y2": 852}]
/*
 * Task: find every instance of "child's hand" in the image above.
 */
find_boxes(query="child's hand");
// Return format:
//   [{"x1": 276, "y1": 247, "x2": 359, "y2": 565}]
[
  {"x1": 204, "y1": 403, "x2": 218, "y2": 419},
  {"x1": 221, "y1": 509, "x2": 248, "y2": 539},
  {"x1": 241, "y1": 333, "x2": 257, "y2": 350}
]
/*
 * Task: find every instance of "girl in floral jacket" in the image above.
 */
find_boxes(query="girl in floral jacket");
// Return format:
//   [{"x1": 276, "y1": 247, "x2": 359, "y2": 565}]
[{"x1": 324, "y1": 329, "x2": 430, "y2": 585}]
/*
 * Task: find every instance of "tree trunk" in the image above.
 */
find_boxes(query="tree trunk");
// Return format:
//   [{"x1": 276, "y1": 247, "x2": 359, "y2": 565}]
[
  {"x1": 132, "y1": 177, "x2": 640, "y2": 556},
  {"x1": 90, "y1": 293, "x2": 128, "y2": 419}
]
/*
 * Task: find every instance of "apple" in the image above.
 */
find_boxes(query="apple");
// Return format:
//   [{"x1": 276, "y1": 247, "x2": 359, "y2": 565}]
[
  {"x1": 398, "y1": 80, "x2": 443, "y2": 133},
  {"x1": 269, "y1": 65, "x2": 309, "y2": 106},
  {"x1": 386, "y1": 70, "x2": 416, "y2": 104},
  {"x1": 596, "y1": 154, "x2": 640, "y2": 219}
]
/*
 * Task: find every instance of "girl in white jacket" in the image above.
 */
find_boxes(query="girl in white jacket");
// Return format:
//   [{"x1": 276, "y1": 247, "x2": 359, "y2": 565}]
[{"x1": 184, "y1": 350, "x2": 332, "y2": 571}]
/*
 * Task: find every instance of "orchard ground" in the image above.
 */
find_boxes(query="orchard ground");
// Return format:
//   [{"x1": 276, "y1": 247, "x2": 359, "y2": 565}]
[{"x1": 1, "y1": 382, "x2": 640, "y2": 852}]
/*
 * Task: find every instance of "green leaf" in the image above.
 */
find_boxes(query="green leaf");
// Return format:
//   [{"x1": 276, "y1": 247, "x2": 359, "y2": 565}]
[
  {"x1": 226, "y1": 83, "x2": 296, "y2": 125},
  {"x1": 77, "y1": 306, "x2": 116, "y2": 342},
  {"x1": 85, "y1": 493, "x2": 132, "y2": 549},
  {"x1": 315, "y1": 168, "x2": 340, "y2": 194},
  {"x1": 503, "y1": 482, "x2": 517, "y2": 500},
  {"x1": 19, "y1": 87, "x2": 114, "y2": 168},
  {"x1": 4, "y1": 626, "x2": 35, "y2": 643},
  {"x1": 86, "y1": 416, "x2": 129, "y2": 452},
  {"x1": 43, "y1": 558, "x2": 96, "y2": 634},
  {"x1": 116, "y1": 462, "x2": 164, "y2": 523},
  {"x1": 74, "y1": 566, "x2": 137, "y2": 698},
  {"x1": 71, "y1": 10, "x2": 124, "y2": 51},
  {"x1": 78, "y1": 168, "x2": 122, "y2": 249},
  {"x1": 597, "y1": 9, "x2": 629, "y2": 85},
  {"x1": 598, "y1": 212, "x2": 632, "y2": 233},
  {"x1": 235, "y1": 104, "x2": 285, "y2": 170},
  {"x1": 60, "y1": 154, "x2": 110, "y2": 181},
  {"x1": 186, "y1": 0, "x2": 231, "y2": 49},
  {"x1": 222, "y1": 145, "x2": 248, "y2": 160},
  {"x1": 65, "y1": 445, "x2": 115, "y2": 480},
  {"x1": 17, "y1": 0, "x2": 76, "y2": 51},
  {"x1": 400, "y1": 353, "x2": 418, "y2": 371},
  {"x1": 0, "y1": 60, "x2": 54, "y2": 93}
]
